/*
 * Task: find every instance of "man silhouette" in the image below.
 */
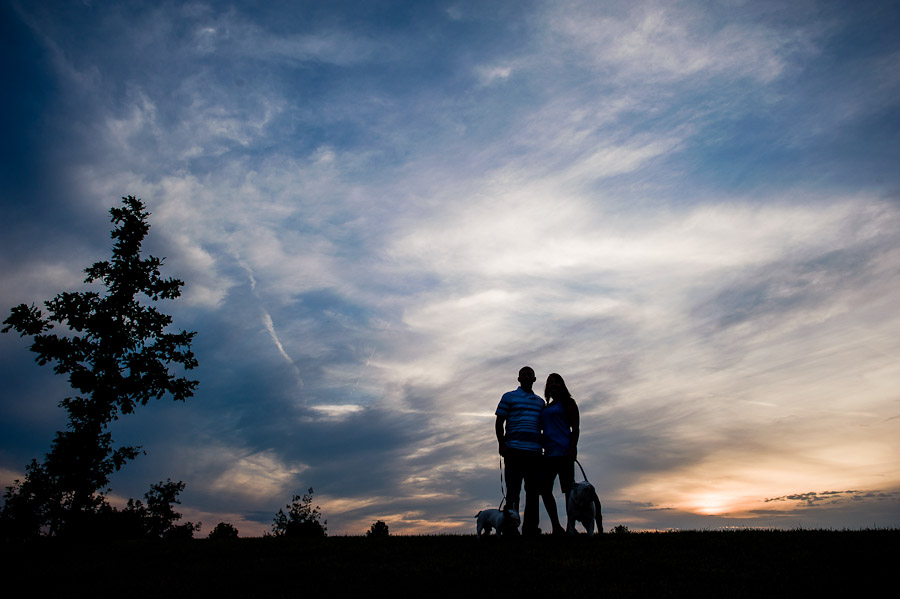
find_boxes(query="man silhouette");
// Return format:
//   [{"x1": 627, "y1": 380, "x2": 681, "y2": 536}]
[{"x1": 495, "y1": 366, "x2": 545, "y2": 536}]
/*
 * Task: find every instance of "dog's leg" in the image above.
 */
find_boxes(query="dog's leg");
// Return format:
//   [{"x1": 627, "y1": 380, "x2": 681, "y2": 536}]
[{"x1": 592, "y1": 490, "x2": 603, "y2": 534}]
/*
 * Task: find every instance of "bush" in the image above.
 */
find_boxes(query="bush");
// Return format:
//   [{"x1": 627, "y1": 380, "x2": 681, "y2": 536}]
[
  {"x1": 208, "y1": 522, "x2": 240, "y2": 540},
  {"x1": 271, "y1": 488, "x2": 326, "y2": 538},
  {"x1": 128, "y1": 479, "x2": 200, "y2": 539},
  {"x1": 78, "y1": 479, "x2": 199, "y2": 540},
  {"x1": 366, "y1": 520, "x2": 390, "y2": 537}
]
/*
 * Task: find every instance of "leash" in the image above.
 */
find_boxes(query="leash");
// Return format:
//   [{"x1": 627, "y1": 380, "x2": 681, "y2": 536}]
[
  {"x1": 498, "y1": 457, "x2": 507, "y2": 510},
  {"x1": 499, "y1": 456, "x2": 589, "y2": 508},
  {"x1": 575, "y1": 458, "x2": 589, "y2": 483},
  {"x1": 573, "y1": 458, "x2": 603, "y2": 534}
]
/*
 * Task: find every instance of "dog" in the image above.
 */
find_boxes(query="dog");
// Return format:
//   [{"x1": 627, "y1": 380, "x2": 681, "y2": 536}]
[
  {"x1": 475, "y1": 506, "x2": 521, "y2": 538},
  {"x1": 566, "y1": 481, "x2": 603, "y2": 536}
]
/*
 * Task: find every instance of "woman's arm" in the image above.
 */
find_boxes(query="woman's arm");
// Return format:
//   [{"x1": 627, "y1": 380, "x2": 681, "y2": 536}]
[{"x1": 567, "y1": 400, "x2": 580, "y2": 457}]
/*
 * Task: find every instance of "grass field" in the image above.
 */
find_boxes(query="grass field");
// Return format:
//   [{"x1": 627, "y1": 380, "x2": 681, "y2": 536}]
[{"x1": 5, "y1": 529, "x2": 895, "y2": 597}]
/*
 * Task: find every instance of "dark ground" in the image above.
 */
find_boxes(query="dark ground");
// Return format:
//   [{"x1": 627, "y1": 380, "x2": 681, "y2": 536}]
[{"x1": 3, "y1": 529, "x2": 895, "y2": 597}]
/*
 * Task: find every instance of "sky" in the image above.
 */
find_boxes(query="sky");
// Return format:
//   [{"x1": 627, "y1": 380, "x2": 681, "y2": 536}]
[{"x1": 2, "y1": 0, "x2": 899, "y2": 536}]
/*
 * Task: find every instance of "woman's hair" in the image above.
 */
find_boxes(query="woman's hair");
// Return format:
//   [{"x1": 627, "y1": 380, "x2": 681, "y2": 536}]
[{"x1": 544, "y1": 373, "x2": 573, "y2": 405}]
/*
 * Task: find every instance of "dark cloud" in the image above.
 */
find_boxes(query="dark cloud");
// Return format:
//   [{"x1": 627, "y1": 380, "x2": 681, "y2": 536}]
[{"x1": 765, "y1": 489, "x2": 900, "y2": 507}]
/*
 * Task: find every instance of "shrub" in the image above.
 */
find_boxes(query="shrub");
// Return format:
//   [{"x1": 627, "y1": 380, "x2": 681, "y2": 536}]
[
  {"x1": 208, "y1": 522, "x2": 239, "y2": 540},
  {"x1": 120, "y1": 479, "x2": 200, "y2": 539},
  {"x1": 366, "y1": 520, "x2": 390, "y2": 537},
  {"x1": 272, "y1": 488, "x2": 326, "y2": 538}
]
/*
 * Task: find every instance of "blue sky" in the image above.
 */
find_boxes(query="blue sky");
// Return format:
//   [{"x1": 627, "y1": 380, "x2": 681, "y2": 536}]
[{"x1": 2, "y1": 0, "x2": 899, "y2": 535}]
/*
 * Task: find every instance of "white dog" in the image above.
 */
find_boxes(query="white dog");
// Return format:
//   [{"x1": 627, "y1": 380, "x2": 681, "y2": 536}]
[
  {"x1": 475, "y1": 507, "x2": 521, "y2": 538},
  {"x1": 566, "y1": 481, "x2": 603, "y2": 536}
]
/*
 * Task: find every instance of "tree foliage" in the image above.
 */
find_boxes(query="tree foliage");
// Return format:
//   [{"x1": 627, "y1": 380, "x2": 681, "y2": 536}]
[
  {"x1": 119, "y1": 479, "x2": 200, "y2": 540},
  {"x1": 208, "y1": 521, "x2": 240, "y2": 540},
  {"x1": 86, "y1": 479, "x2": 200, "y2": 540},
  {"x1": 0, "y1": 196, "x2": 198, "y2": 538},
  {"x1": 271, "y1": 488, "x2": 327, "y2": 538},
  {"x1": 366, "y1": 520, "x2": 390, "y2": 537}
]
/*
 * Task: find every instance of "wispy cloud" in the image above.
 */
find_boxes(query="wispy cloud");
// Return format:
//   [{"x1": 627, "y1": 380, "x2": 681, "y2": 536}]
[{"x1": 546, "y1": 1, "x2": 815, "y2": 84}]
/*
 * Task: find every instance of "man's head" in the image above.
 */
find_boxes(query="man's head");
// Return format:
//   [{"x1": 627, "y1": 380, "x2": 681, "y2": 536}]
[{"x1": 518, "y1": 366, "x2": 536, "y2": 392}]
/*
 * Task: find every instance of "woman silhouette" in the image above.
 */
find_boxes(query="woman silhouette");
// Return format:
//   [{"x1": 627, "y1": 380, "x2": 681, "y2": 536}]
[{"x1": 540, "y1": 372, "x2": 580, "y2": 535}]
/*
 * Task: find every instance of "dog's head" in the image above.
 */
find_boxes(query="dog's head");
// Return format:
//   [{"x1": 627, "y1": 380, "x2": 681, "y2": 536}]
[
  {"x1": 501, "y1": 506, "x2": 521, "y2": 534},
  {"x1": 569, "y1": 481, "x2": 596, "y2": 507}
]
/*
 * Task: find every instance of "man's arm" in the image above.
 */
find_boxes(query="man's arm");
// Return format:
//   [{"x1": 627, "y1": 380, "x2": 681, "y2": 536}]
[{"x1": 495, "y1": 415, "x2": 507, "y2": 456}]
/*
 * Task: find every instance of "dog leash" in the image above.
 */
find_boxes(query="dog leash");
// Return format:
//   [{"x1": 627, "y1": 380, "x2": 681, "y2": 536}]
[
  {"x1": 575, "y1": 458, "x2": 589, "y2": 483},
  {"x1": 501, "y1": 457, "x2": 589, "y2": 504},
  {"x1": 498, "y1": 457, "x2": 507, "y2": 510}
]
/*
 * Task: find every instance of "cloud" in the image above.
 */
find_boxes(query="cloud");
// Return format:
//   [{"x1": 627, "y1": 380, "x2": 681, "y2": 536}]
[
  {"x1": 546, "y1": 1, "x2": 813, "y2": 84},
  {"x1": 763, "y1": 489, "x2": 886, "y2": 507},
  {"x1": 475, "y1": 64, "x2": 514, "y2": 85},
  {"x1": 191, "y1": 10, "x2": 385, "y2": 66},
  {"x1": 207, "y1": 449, "x2": 309, "y2": 501}
]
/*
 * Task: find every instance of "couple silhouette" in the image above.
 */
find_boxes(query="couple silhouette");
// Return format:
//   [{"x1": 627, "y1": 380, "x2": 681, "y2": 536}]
[{"x1": 495, "y1": 366, "x2": 580, "y2": 536}]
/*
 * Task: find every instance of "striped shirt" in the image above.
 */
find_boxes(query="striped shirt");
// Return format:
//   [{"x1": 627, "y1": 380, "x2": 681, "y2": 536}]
[{"x1": 496, "y1": 387, "x2": 545, "y2": 452}]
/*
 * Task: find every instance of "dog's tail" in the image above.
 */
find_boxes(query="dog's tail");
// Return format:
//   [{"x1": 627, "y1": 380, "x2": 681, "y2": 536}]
[{"x1": 474, "y1": 511, "x2": 482, "y2": 518}]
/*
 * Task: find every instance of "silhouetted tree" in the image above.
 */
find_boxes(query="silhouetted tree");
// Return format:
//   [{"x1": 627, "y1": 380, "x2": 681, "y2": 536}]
[
  {"x1": 366, "y1": 520, "x2": 390, "y2": 537},
  {"x1": 119, "y1": 479, "x2": 200, "y2": 539},
  {"x1": 271, "y1": 487, "x2": 327, "y2": 538},
  {"x1": 0, "y1": 196, "x2": 198, "y2": 538},
  {"x1": 208, "y1": 521, "x2": 239, "y2": 540}
]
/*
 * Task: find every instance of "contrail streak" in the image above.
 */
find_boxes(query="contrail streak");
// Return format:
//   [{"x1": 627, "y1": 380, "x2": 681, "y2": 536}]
[{"x1": 238, "y1": 257, "x2": 303, "y2": 388}]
